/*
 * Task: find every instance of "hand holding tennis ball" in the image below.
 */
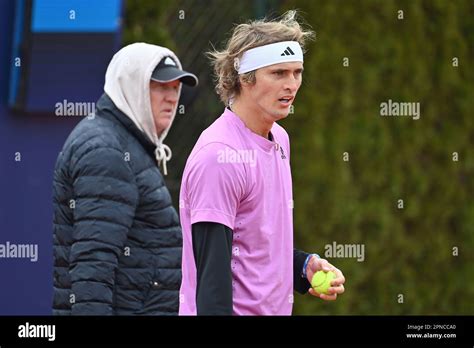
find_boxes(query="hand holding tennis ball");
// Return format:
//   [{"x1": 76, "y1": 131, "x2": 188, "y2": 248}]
[
  {"x1": 305, "y1": 255, "x2": 346, "y2": 300},
  {"x1": 311, "y1": 270, "x2": 336, "y2": 295}
]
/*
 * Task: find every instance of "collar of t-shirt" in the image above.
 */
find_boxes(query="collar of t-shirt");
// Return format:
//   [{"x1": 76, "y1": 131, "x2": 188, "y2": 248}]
[{"x1": 225, "y1": 107, "x2": 277, "y2": 152}]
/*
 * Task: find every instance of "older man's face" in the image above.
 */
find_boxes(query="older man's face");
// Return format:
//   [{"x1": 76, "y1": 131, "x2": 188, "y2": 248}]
[{"x1": 150, "y1": 79, "x2": 180, "y2": 136}]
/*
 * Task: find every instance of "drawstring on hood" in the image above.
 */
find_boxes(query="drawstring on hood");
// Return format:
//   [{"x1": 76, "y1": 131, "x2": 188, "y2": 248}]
[
  {"x1": 104, "y1": 43, "x2": 183, "y2": 175},
  {"x1": 155, "y1": 143, "x2": 172, "y2": 176}
]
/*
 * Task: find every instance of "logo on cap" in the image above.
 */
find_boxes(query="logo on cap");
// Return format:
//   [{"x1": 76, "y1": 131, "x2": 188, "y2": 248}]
[
  {"x1": 280, "y1": 47, "x2": 295, "y2": 56},
  {"x1": 163, "y1": 57, "x2": 176, "y2": 66}
]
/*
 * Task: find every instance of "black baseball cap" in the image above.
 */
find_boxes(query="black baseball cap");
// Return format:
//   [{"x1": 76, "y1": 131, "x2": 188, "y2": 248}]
[{"x1": 151, "y1": 56, "x2": 198, "y2": 87}]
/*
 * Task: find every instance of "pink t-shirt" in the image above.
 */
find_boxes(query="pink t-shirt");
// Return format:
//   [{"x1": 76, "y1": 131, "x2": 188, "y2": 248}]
[{"x1": 179, "y1": 108, "x2": 294, "y2": 315}]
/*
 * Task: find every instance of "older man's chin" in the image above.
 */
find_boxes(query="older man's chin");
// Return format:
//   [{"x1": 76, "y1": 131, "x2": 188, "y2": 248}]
[{"x1": 156, "y1": 121, "x2": 171, "y2": 137}]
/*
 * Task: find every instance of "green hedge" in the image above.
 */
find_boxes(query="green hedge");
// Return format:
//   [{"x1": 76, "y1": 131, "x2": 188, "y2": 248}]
[{"x1": 282, "y1": 0, "x2": 474, "y2": 314}]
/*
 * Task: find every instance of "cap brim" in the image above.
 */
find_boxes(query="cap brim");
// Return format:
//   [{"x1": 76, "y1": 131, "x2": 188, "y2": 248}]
[{"x1": 151, "y1": 67, "x2": 198, "y2": 87}]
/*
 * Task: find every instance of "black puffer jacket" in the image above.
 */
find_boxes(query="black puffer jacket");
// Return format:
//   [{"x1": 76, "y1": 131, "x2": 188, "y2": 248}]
[{"x1": 52, "y1": 94, "x2": 182, "y2": 315}]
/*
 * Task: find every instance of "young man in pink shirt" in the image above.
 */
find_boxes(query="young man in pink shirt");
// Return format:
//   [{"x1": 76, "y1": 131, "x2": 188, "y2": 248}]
[{"x1": 179, "y1": 11, "x2": 346, "y2": 315}]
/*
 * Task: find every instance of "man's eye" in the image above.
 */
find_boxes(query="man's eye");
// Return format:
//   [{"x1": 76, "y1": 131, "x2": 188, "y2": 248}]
[{"x1": 273, "y1": 71, "x2": 284, "y2": 76}]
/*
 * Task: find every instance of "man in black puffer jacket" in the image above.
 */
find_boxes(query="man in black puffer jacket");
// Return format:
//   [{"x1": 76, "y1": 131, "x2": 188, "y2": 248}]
[{"x1": 52, "y1": 43, "x2": 198, "y2": 315}]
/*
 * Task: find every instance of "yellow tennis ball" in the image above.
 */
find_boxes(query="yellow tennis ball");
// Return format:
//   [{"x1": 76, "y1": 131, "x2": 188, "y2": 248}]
[{"x1": 311, "y1": 270, "x2": 336, "y2": 295}]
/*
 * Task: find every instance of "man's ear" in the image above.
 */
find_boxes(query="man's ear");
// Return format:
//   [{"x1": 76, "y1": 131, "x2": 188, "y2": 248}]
[{"x1": 239, "y1": 75, "x2": 254, "y2": 89}]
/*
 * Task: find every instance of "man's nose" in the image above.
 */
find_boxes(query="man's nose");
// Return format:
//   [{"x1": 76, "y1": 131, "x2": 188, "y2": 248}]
[
  {"x1": 165, "y1": 90, "x2": 179, "y2": 103},
  {"x1": 284, "y1": 76, "x2": 299, "y2": 92}
]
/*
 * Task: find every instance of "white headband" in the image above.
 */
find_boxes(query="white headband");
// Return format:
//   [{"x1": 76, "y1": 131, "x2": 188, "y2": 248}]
[{"x1": 235, "y1": 41, "x2": 303, "y2": 74}]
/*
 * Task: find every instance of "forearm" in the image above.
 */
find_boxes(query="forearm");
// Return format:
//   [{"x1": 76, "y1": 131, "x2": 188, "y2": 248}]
[
  {"x1": 192, "y1": 222, "x2": 233, "y2": 315},
  {"x1": 69, "y1": 253, "x2": 118, "y2": 314},
  {"x1": 69, "y1": 233, "x2": 127, "y2": 315},
  {"x1": 293, "y1": 248, "x2": 312, "y2": 294}
]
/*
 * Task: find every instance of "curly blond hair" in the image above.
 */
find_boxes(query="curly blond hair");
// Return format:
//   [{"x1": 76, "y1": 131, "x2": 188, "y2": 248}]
[{"x1": 207, "y1": 10, "x2": 315, "y2": 105}]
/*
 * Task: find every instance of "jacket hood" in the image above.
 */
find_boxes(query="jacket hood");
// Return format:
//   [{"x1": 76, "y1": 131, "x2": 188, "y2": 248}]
[{"x1": 104, "y1": 42, "x2": 183, "y2": 174}]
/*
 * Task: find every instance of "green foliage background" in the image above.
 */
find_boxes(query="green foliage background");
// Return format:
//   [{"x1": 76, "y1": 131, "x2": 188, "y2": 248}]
[{"x1": 124, "y1": 0, "x2": 473, "y2": 314}]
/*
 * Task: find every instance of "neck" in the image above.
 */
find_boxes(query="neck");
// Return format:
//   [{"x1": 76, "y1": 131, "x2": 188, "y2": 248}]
[{"x1": 231, "y1": 98, "x2": 273, "y2": 139}]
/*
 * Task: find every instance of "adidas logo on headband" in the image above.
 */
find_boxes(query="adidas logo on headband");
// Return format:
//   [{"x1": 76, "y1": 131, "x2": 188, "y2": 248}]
[
  {"x1": 237, "y1": 41, "x2": 304, "y2": 74},
  {"x1": 281, "y1": 46, "x2": 295, "y2": 56}
]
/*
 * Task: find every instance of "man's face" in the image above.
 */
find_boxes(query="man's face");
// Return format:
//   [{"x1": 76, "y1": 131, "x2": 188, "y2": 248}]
[
  {"x1": 243, "y1": 61, "x2": 303, "y2": 122},
  {"x1": 150, "y1": 79, "x2": 180, "y2": 136}
]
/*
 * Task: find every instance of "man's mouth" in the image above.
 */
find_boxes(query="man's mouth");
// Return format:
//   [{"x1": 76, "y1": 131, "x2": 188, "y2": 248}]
[{"x1": 278, "y1": 96, "x2": 294, "y2": 105}]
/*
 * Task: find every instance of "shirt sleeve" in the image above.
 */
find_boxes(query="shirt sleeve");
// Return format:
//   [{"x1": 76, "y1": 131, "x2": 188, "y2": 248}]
[
  {"x1": 185, "y1": 143, "x2": 247, "y2": 230},
  {"x1": 69, "y1": 146, "x2": 139, "y2": 315},
  {"x1": 294, "y1": 248, "x2": 312, "y2": 294},
  {"x1": 192, "y1": 221, "x2": 233, "y2": 315}
]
